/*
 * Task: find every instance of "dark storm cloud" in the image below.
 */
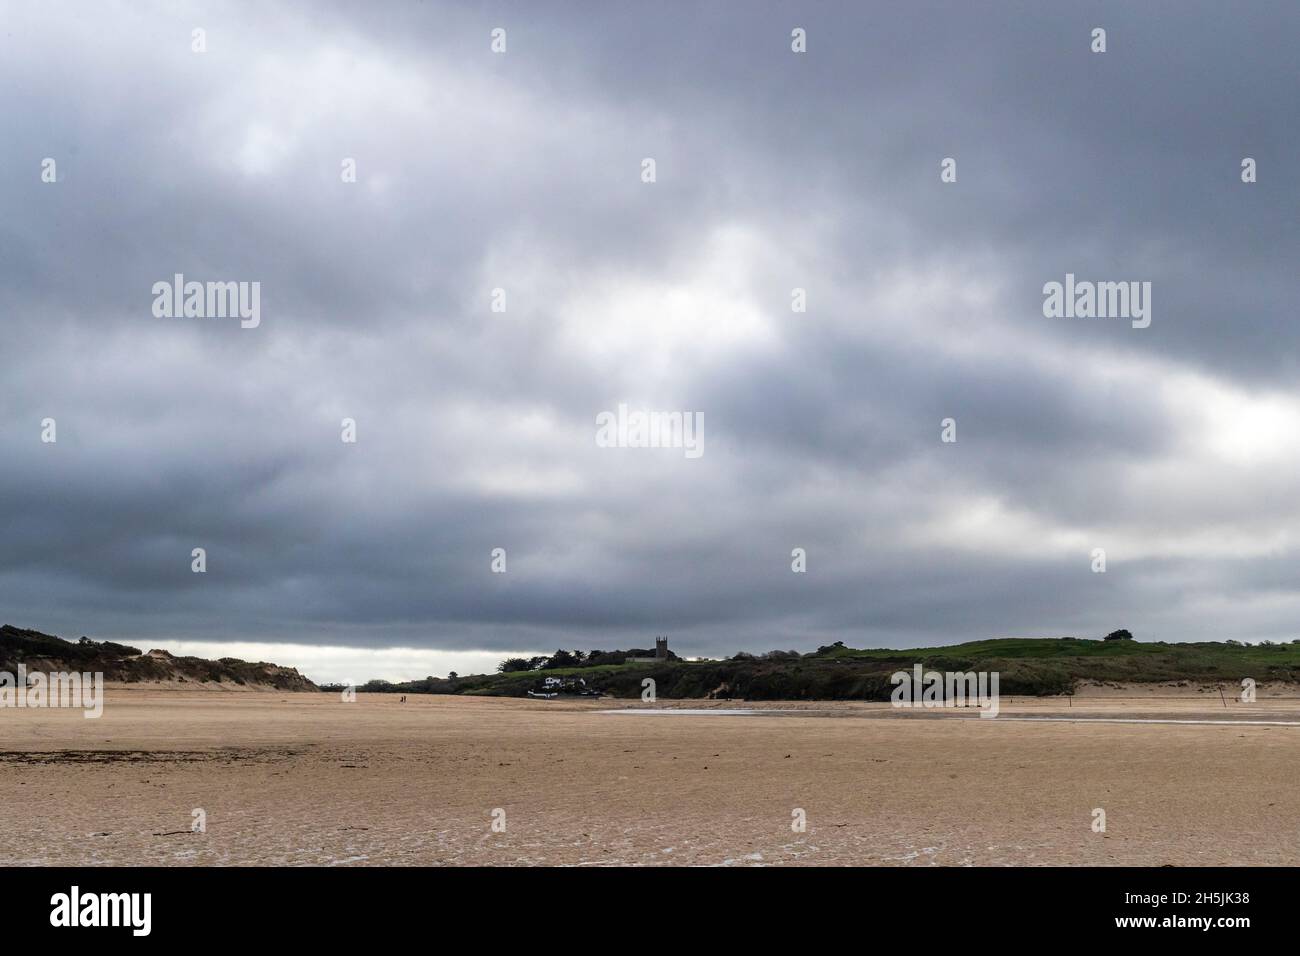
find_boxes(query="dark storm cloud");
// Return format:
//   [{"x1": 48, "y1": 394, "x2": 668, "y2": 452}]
[{"x1": 2, "y1": 0, "x2": 1299, "y2": 672}]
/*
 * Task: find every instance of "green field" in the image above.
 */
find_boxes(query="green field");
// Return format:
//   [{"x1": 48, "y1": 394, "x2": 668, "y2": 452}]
[{"x1": 354, "y1": 636, "x2": 1300, "y2": 701}]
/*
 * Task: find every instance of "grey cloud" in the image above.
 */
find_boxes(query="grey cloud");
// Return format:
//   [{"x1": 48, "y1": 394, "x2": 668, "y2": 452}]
[{"x1": 2, "y1": 1, "x2": 1298, "y2": 671}]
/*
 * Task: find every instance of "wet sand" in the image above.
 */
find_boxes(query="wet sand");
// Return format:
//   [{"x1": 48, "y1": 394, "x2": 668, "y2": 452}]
[{"x1": 2, "y1": 686, "x2": 1297, "y2": 866}]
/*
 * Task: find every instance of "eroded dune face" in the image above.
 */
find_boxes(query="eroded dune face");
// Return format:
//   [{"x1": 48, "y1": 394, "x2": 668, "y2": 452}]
[
  {"x1": 0, "y1": 626, "x2": 317, "y2": 691},
  {"x1": 2, "y1": 689, "x2": 1298, "y2": 867}
]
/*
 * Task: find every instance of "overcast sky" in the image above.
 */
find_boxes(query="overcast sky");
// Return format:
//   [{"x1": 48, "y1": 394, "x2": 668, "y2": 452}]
[{"x1": 2, "y1": 2, "x2": 1298, "y2": 683}]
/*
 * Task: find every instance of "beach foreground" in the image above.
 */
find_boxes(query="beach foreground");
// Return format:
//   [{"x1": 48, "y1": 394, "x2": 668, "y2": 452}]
[{"x1": 3, "y1": 687, "x2": 1297, "y2": 866}]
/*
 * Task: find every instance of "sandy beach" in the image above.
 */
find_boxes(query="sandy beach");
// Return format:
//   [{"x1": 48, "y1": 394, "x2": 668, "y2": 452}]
[{"x1": 2, "y1": 686, "x2": 1297, "y2": 866}]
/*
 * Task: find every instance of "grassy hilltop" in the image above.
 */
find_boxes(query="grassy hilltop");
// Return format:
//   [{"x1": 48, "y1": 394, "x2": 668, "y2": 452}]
[
  {"x1": 350, "y1": 633, "x2": 1300, "y2": 701},
  {"x1": 0, "y1": 625, "x2": 318, "y2": 691}
]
